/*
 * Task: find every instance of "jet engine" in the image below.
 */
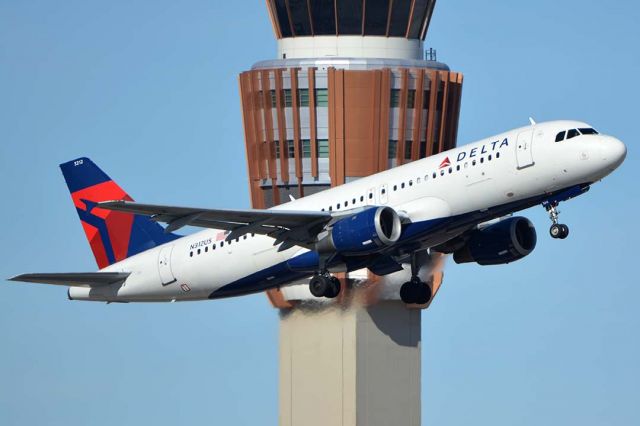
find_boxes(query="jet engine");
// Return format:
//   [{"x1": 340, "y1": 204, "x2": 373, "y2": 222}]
[
  {"x1": 316, "y1": 206, "x2": 402, "y2": 255},
  {"x1": 453, "y1": 217, "x2": 537, "y2": 265}
]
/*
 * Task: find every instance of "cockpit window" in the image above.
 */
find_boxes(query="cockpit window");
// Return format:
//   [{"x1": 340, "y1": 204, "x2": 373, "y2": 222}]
[
  {"x1": 555, "y1": 131, "x2": 566, "y2": 142},
  {"x1": 566, "y1": 129, "x2": 581, "y2": 140},
  {"x1": 578, "y1": 128, "x2": 599, "y2": 135}
]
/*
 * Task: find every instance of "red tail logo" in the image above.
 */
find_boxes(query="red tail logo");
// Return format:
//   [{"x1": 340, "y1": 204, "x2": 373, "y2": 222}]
[{"x1": 439, "y1": 157, "x2": 451, "y2": 169}]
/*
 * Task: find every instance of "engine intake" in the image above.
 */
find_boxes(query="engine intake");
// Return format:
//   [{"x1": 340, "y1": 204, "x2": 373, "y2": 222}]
[
  {"x1": 317, "y1": 206, "x2": 402, "y2": 255},
  {"x1": 453, "y1": 217, "x2": 537, "y2": 265}
]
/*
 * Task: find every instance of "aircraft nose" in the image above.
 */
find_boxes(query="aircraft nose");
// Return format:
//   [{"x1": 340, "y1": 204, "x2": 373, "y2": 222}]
[{"x1": 602, "y1": 136, "x2": 627, "y2": 170}]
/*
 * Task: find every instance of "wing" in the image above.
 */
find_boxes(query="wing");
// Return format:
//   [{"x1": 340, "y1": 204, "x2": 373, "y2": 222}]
[
  {"x1": 8, "y1": 272, "x2": 130, "y2": 287},
  {"x1": 98, "y1": 200, "x2": 333, "y2": 250}
]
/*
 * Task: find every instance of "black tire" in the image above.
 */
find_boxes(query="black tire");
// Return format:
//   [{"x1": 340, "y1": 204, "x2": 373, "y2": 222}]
[
  {"x1": 549, "y1": 224, "x2": 562, "y2": 239},
  {"x1": 325, "y1": 276, "x2": 341, "y2": 298},
  {"x1": 309, "y1": 275, "x2": 328, "y2": 298},
  {"x1": 416, "y1": 283, "x2": 433, "y2": 305},
  {"x1": 400, "y1": 282, "x2": 414, "y2": 304},
  {"x1": 559, "y1": 224, "x2": 569, "y2": 239}
]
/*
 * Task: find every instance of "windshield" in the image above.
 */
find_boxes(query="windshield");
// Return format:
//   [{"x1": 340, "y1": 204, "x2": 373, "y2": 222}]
[{"x1": 555, "y1": 127, "x2": 599, "y2": 142}]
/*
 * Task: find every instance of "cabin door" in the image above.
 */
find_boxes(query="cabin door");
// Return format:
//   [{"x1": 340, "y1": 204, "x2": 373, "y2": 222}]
[
  {"x1": 158, "y1": 245, "x2": 176, "y2": 285},
  {"x1": 516, "y1": 129, "x2": 535, "y2": 169}
]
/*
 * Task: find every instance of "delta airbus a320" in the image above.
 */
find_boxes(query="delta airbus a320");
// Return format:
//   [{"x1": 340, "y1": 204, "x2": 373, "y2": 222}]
[{"x1": 9, "y1": 120, "x2": 626, "y2": 305}]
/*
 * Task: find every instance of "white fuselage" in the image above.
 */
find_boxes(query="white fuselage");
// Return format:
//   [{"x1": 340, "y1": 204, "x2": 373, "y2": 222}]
[{"x1": 69, "y1": 120, "x2": 626, "y2": 302}]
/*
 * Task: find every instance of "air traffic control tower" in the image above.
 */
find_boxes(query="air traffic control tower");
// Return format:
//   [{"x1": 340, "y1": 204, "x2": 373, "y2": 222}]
[{"x1": 238, "y1": 1, "x2": 463, "y2": 425}]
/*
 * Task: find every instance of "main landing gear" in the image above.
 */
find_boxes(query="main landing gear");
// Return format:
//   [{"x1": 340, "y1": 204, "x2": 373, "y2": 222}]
[
  {"x1": 309, "y1": 273, "x2": 341, "y2": 299},
  {"x1": 399, "y1": 251, "x2": 432, "y2": 305},
  {"x1": 544, "y1": 201, "x2": 569, "y2": 239}
]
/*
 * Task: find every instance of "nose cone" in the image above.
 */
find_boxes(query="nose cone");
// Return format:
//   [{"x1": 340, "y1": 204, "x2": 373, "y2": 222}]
[{"x1": 602, "y1": 136, "x2": 627, "y2": 170}]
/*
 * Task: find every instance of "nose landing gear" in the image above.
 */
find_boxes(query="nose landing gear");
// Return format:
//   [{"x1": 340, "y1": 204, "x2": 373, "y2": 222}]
[{"x1": 544, "y1": 201, "x2": 569, "y2": 239}]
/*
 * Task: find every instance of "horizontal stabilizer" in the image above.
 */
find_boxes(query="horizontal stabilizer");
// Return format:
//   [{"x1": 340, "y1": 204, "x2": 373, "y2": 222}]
[{"x1": 8, "y1": 272, "x2": 130, "y2": 287}]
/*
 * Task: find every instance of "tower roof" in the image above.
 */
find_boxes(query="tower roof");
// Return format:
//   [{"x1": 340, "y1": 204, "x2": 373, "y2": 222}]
[{"x1": 266, "y1": 0, "x2": 436, "y2": 40}]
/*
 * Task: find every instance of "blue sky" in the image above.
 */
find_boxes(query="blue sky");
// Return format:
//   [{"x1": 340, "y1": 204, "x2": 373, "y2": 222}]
[{"x1": 1, "y1": 1, "x2": 638, "y2": 425}]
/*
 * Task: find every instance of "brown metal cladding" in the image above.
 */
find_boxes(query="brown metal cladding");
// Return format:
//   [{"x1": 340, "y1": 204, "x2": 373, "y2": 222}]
[
  {"x1": 396, "y1": 69, "x2": 409, "y2": 165},
  {"x1": 378, "y1": 69, "x2": 392, "y2": 171},
  {"x1": 251, "y1": 72, "x2": 267, "y2": 181},
  {"x1": 239, "y1": 73, "x2": 262, "y2": 209},
  {"x1": 308, "y1": 68, "x2": 318, "y2": 177},
  {"x1": 290, "y1": 68, "x2": 303, "y2": 183},
  {"x1": 328, "y1": 67, "x2": 346, "y2": 186},
  {"x1": 411, "y1": 69, "x2": 425, "y2": 161},
  {"x1": 450, "y1": 73, "x2": 464, "y2": 150},
  {"x1": 343, "y1": 71, "x2": 381, "y2": 178},
  {"x1": 275, "y1": 69, "x2": 289, "y2": 183},
  {"x1": 437, "y1": 71, "x2": 450, "y2": 153},
  {"x1": 424, "y1": 70, "x2": 439, "y2": 158}
]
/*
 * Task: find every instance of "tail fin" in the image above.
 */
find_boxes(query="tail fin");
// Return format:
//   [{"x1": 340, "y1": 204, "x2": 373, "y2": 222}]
[{"x1": 60, "y1": 157, "x2": 179, "y2": 269}]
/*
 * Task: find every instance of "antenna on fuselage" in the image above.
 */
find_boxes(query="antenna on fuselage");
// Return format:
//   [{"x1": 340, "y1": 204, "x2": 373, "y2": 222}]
[{"x1": 529, "y1": 117, "x2": 536, "y2": 126}]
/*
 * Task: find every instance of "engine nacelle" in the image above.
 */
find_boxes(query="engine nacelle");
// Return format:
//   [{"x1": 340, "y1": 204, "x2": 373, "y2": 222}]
[
  {"x1": 453, "y1": 217, "x2": 537, "y2": 265},
  {"x1": 317, "y1": 206, "x2": 402, "y2": 255}
]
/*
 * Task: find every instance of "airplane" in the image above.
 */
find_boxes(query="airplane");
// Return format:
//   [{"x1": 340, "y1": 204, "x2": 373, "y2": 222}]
[{"x1": 8, "y1": 120, "x2": 626, "y2": 305}]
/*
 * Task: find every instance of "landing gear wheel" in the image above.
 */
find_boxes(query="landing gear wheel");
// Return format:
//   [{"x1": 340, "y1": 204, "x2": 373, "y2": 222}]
[
  {"x1": 400, "y1": 280, "x2": 432, "y2": 305},
  {"x1": 309, "y1": 274, "x2": 341, "y2": 298},
  {"x1": 325, "y1": 276, "x2": 341, "y2": 299},
  {"x1": 416, "y1": 283, "x2": 433, "y2": 305},
  {"x1": 309, "y1": 274, "x2": 329, "y2": 298},
  {"x1": 550, "y1": 223, "x2": 569, "y2": 239},
  {"x1": 559, "y1": 224, "x2": 569, "y2": 239},
  {"x1": 550, "y1": 223, "x2": 562, "y2": 239}
]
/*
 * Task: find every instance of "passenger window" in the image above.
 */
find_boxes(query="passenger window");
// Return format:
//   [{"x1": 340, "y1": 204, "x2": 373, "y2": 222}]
[
  {"x1": 197, "y1": 249, "x2": 201, "y2": 255},
  {"x1": 496, "y1": 152, "x2": 500, "y2": 159},
  {"x1": 213, "y1": 244, "x2": 216, "y2": 249},
  {"x1": 368, "y1": 193, "x2": 373, "y2": 199},
  {"x1": 440, "y1": 169, "x2": 445, "y2": 176},
  {"x1": 381, "y1": 188, "x2": 386, "y2": 194},
  {"x1": 409, "y1": 180, "x2": 413, "y2": 186},
  {"x1": 360, "y1": 196, "x2": 364, "y2": 202},
  {"x1": 448, "y1": 167, "x2": 452, "y2": 173},
  {"x1": 337, "y1": 203, "x2": 340, "y2": 209},
  {"x1": 401, "y1": 182, "x2": 405, "y2": 189},
  {"x1": 205, "y1": 246, "x2": 208, "y2": 253},
  {"x1": 220, "y1": 241, "x2": 224, "y2": 247},
  {"x1": 456, "y1": 165, "x2": 461, "y2": 171},
  {"x1": 567, "y1": 129, "x2": 580, "y2": 140},
  {"x1": 352, "y1": 198, "x2": 356, "y2": 204},
  {"x1": 555, "y1": 131, "x2": 566, "y2": 142},
  {"x1": 488, "y1": 155, "x2": 492, "y2": 161},
  {"x1": 345, "y1": 201, "x2": 349, "y2": 207},
  {"x1": 190, "y1": 251, "x2": 193, "y2": 257},
  {"x1": 432, "y1": 172, "x2": 436, "y2": 178},
  {"x1": 393, "y1": 185, "x2": 397, "y2": 191},
  {"x1": 480, "y1": 157, "x2": 484, "y2": 164},
  {"x1": 472, "y1": 160, "x2": 476, "y2": 166},
  {"x1": 417, "y1": 177, "x2": 421, "y2": 184}
]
